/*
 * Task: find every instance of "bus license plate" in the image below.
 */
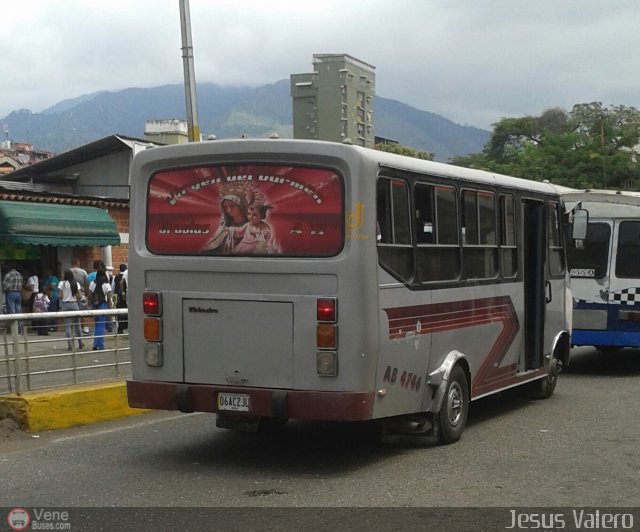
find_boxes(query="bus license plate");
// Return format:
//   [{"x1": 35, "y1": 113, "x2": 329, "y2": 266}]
[{"x1": 217, "y1": 393, "x2": 250, "y2": 412}]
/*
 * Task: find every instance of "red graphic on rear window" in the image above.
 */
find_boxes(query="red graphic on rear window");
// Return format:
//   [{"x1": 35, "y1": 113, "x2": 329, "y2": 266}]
[{"x1": 147, "y1": 164, "x2": 343, "y2": 256}]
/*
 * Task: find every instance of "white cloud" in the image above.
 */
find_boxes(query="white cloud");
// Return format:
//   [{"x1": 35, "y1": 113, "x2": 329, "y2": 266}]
[{"x1": 1, "y1": 0, "x2": 640, "y2": 129}]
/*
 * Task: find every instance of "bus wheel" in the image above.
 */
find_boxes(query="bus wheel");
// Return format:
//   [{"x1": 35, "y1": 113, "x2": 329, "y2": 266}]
[
  {"x1": 438, "y1": 365, "x2": 469, "y2": 444},
  {"x1": 527, "y1": 357, "x2": 559, "y2": 400}
]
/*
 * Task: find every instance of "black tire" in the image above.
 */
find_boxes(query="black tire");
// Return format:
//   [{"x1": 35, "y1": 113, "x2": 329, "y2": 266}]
[
  {"x1": 527, "y1": 357, "x2": 559, "y2": 400},
  {"x1": 438, "y1": 365, "x2": 469, "y2": 444}
]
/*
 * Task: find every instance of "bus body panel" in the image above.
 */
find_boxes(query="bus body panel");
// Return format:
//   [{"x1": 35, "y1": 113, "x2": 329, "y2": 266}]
[
  {"x1": 374, "y1": 278, "x2": 433, "y2": 419},
  {"x1": 127, "y1": 139, "x2": 569, "y2": 427}
]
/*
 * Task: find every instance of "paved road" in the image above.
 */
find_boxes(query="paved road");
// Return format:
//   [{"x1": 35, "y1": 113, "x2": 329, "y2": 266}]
[{"x1": 1, "y1": 347, "x2": 639, "y2": 528}]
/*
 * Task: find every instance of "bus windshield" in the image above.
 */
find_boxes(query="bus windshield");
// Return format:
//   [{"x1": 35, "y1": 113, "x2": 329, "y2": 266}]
[
  {"x1": 146, "y1": 164, "x2": 343, "y2": 256},
  {"x1": 567, "y1": 222, "x2": 611, "y2": 279}
]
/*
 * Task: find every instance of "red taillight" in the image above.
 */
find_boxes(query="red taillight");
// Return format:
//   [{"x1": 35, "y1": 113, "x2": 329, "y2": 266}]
[
  {"x1": 317, "y1": 298, "x2": 337, "y2": 323},
  {"x1": 143, "y1": 291, "x2": 161, "y2": 316}
]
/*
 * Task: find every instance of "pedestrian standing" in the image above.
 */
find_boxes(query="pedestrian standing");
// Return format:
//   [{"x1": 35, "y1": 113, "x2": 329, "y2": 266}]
[
  {"x1": 2, "y1": 263, "x2": 23, "y2": 333},
  {"x1": 113, "y1": 263, "x2": 128, "y2": 333},
  {"x1": 87, "y1": 260, "x2": 113, "y2": 333},
  {"x1": 70, "y1": 257, "x2": 90, "y2": 336},
  {"x1": 42, "y1": 268, "x2": 59, "y2": 332},
  {"x1": 89, "y1": 269, "x2": 112, "y2": 350},
  {"x1": 58, "y1": 270, "x2": 85, "y2": 351},
  {"x1": 32, "y1": 287, "x2": 50, "y2": 336}
]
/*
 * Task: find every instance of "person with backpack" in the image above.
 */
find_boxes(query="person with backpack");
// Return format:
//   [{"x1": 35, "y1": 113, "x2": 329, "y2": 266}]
[
  {"x1": 32, "y1": 286, "x2": 50, "y2": 336},
  {"x1": 89, "y1": 269, "x2": 112, "y2": 350},
  {"x1": 58, "y1": 270, "x2": 85, "y2": 351}
]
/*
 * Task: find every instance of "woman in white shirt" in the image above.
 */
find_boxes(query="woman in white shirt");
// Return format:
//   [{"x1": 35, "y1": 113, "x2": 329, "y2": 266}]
[{"x1": 58, "y1": 270, "x2": 85, "y2": 351}]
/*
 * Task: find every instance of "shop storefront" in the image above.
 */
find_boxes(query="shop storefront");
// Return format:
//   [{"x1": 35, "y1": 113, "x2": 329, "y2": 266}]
[{"x1": 0, "y1": 200, "x2": 121, "y2": 303}]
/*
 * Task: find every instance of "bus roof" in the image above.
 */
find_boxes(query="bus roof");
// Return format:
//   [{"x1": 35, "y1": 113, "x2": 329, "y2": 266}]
[
  {"x1": 133, "y1": 138, "x2": 561, "y2": 196},
  {"x1": 559, "y1": 189, "x2": 640, "y2": 216}
]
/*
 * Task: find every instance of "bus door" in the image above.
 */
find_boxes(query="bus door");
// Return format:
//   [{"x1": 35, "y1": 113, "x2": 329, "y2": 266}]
[
  {"x1": 543, "y1": 200, "x2": 567, "y2": 360},
  {"x1": 523, "y1": 199, "x2": 546, "y2": 370}
]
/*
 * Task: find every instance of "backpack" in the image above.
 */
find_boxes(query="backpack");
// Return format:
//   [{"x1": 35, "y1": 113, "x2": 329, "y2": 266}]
[
  {"x1": 91, "y1": 283, "x2": 107, "y2": 307},
  {"x1": 32, "y1": 293, "x2": 47, "y2": 313}
]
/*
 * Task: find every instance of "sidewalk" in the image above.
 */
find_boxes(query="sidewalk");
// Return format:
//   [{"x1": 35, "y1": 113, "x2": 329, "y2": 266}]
[
  {"x1": 0, "y1": 380, "x2": 148, "y2": 432},
  {"x1": 0, "y1": 322, "x2": 147, "y2": 432}
]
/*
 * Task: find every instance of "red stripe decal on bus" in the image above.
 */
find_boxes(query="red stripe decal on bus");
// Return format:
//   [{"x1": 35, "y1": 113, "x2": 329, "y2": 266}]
[{"x1": 383, "y1": 296, "x2": 520, "y2": 395}]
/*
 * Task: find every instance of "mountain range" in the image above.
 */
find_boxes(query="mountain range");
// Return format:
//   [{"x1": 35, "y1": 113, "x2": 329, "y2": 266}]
[{"x1": 1, "y1": 79, "x2": 490, "y2": 162}]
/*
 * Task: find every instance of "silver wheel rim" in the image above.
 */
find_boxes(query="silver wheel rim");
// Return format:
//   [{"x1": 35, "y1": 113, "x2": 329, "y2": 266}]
[{"x1": 447, "y1": 381, "x2": 464, "y2": 426}]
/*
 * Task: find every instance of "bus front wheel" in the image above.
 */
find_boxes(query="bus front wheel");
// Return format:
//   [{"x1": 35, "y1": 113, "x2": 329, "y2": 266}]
[
  {"x1": 438, "y1": 365, "x2": 469, "y2": 444},
  {"x1": 527, "y1": 357, "x2": 559, "y2": 400}
]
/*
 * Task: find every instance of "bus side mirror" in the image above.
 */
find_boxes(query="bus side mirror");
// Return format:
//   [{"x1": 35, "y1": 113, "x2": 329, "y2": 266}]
[{"x1": 572, "y1": 208, "x2": 588, "y2": 247}]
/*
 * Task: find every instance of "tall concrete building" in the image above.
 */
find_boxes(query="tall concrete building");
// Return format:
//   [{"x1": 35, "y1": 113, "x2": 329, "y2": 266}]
[{"x1": 291, "y1": 54, "x2": 375, "y2": 148}]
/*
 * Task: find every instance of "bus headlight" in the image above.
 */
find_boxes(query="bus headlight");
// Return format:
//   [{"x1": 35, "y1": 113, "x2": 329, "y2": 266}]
[{"x1": 316, "y1": 351, "x2": 338, "y2": 376}]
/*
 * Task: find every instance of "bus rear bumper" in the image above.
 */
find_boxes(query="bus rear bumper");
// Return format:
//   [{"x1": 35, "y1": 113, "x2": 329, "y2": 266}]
[{"x1": 126, "y1": 380, "x2": 375, "y2": 422}]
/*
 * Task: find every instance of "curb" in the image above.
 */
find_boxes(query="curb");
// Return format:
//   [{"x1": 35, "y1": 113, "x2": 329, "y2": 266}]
[{"x1": 0, "y1": 381, "x2": 149, "y2": 432}]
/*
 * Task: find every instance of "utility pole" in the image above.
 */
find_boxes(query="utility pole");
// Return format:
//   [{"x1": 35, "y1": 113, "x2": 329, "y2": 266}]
[
  {"x1": 179, "y1": 0, "x2": 200, "y2": 142},
  {"x1": 600, "y1": 115, "x2": 607, "y2": 189}
]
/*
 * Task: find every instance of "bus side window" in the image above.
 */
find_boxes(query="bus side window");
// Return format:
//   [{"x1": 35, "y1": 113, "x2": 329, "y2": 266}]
[
  {"x1": 547, "y1": 201, "x2": 565, "y2": 276},
  {"x1": 462, "y1": 189, "x2": 498, "y2": 279},
  {"x1": 416, "y1": 183, "x2": 460, "y2": 283},
  {"x1": 415, "y1": 184, "x2": 435, "y2": 244},
  {"x1": 376, "y1": 177, "x2": 413, "y2": 282},
  {"x1": 500, "y1": 194, "x2": 518, "y2": 278},
  {"x1": 616, "y1": 221, "x2": 640, "y2": 278}
]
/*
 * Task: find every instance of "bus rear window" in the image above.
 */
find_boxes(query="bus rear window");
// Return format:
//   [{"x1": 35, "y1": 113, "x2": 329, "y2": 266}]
[{"x1": 146, "y1": 164, "x2": 343, "y2": 256}]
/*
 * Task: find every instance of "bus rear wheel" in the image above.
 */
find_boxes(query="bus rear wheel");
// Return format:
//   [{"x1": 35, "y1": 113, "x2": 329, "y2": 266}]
[{"x1": 438, "y1": 365, "x2": 469, "y2": 444}]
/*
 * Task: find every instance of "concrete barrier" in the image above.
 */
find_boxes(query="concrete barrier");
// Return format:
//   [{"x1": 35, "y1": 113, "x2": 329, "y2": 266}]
[{"x1": 0, "y1": 381, "x2": 148, "y2": 432}]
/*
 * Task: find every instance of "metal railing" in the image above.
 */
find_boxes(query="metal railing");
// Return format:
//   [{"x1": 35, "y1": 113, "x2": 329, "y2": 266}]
[{"x1": 0, "y1": 308, "x2": 129, "y2": 395}]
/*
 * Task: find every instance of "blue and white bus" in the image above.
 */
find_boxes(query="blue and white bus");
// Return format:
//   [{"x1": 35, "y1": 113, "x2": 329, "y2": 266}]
[{"x1": 564, "y1": 189, "x2": 640, "y2": 352}]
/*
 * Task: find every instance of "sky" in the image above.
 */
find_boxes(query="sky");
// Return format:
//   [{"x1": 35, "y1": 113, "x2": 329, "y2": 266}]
[{"x1": 2, "y1": 0, "x2": 640, "y2": 131}]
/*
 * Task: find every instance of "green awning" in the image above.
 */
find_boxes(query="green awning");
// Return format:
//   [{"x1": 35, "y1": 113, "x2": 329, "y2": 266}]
[{"x1": 0, "y1": 200, "x2": 120, "y2": 247}]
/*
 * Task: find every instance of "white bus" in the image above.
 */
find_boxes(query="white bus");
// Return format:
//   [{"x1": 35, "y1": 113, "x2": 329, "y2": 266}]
[
  {"x1": 126, "y1": 139, "x2": 573, "y2": 445},
  {"x1": 563, "y1": 189, "x2": 640, "y2": 352}
]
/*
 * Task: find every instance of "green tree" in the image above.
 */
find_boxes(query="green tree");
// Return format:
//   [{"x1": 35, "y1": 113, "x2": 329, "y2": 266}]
[
  {"x1": 375, "y1": 142, "x2": 433, "y2": 161},
  {"x1": 456, "y1": 103, "x2": 640, "y2": 190}
]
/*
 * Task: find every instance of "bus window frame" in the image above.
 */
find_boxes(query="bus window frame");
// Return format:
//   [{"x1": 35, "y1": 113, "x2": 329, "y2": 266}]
[
  {"x1": 414, "y1": 181, "x2": 461, "y2": 284},
  {"x1": 567, "y1": 221, "x2": 611, "y2": 280},
  {"x1": 499, "y1": 193, "x2": 518, "y2": 280},
  {"x1": 615, "y1": 220, "x2": 640, "y2": 279},
  {"x1": 376, "y1": 176, "x2": 414, "y2": 283},
  {"x1": 144, "y1": 161, "x2": 346, "y2": 258},
  {"x1": 460, "y1": 188, "x2": 499, "y2": 280},
  {"x1": 547, "y1": 200, "x2": 566, "y2": 278}
]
